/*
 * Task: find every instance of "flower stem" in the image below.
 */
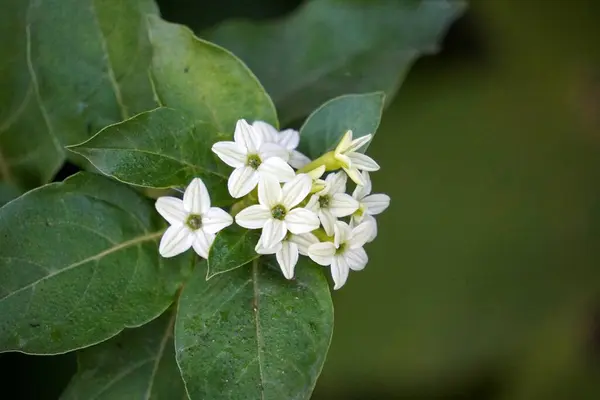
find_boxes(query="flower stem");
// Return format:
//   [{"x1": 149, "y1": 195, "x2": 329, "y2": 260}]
[{"x1": 297, "y1": 151, "x2": 339, "y2": 173}]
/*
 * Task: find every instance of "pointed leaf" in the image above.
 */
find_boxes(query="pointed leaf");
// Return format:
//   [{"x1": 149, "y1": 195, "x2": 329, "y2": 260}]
[
  {"x1": 61, "y1": 310, "x2": 186, "y2": 399},
  {"x1": 0, "y1": 173, "x2": 192, "y2": 354},
  {"x1": 207, "y1": 225, "x2": 261, "y2": 279},
  {"x1": 175, "y1": 258, "x2": 333, "y2": 400}
]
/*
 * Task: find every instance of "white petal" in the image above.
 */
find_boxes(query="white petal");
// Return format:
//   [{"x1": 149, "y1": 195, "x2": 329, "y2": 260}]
[
  {"x1": 234, "y1": 119, "x2": 261, "y2": 152},
  {"x1": 258, "y1": 175, "x2": 282, "y2": 209},
  {"x1": 277, "y1": 129, "x2": 300, "y2": 150},
  {"x1": 252, "y1": 120, "x2": 278, "y2": 143},
  {"x1": 285, "y1": 208, "x2": 319, "y2": 234},
  {"x1": 335, "y1": 153, "x2": 352, "y2": 169},
  {"x1": 255, "y1": 236, "x2": 281, "y2": 255},
  {"x1": 260, "y1": 218, "x2": 287, "y2": 249},
  {"x1": 307, "y1": 242, "x2": 336, "y2": 266},
  {"x1": 183, "y1": 177, "x2": 210, "y2": 214},
  {"x1": 352, "y1": 171, "x2": 372, "y2": 200},
  {"x1": 258, "y1": 157, "x2": 295, "y2": 182},
  {"x1": 347, "y1": 134, "x2": 372, "y2": 153},
  {"x1": 334, "y1": 130, "x2": 353, "y2": 154},
  {"x1": 211, "y1": 141, "x2": 246, "y2": 168},
  {"x1": 326, "y1": 171, "x2": 347, "y2": 195},
  {"x1": 347, "y1": 152, "x2": 380, "y2": 172},
  {"x1": 281, "y1": 174, "x2": 312, "y2": 208},
  {"x1": 155, "y1": 197, "x2": 187, "y2": 226},
  {"x1": 276, "y1": 241, "x2": 299, "y2": 279},
  {"x1": 306, "y1": 165, "x2": 325, "y2": 180},
  {"x1": 259, "y1": 142, "x2": 289, "y2": 161},
  {"x1": 159, "y1": 225, "x2": 193, "y2": 257},
  {"x1": 201, "y1": 207, "x2": 233, "y2": 234},
  {"x1": 329, "y1": 193, "x2": 359, "y2": 217},
  {"x1": 362, "y1": 193, "x2": 390, "y2": 215},
  {"x1": 228, "y1": 166, "x2": 259, "y2": 198},
  {"x1": 319, "y1": 209, "x2": 336, "y2": 236},
  {"x1": 363, "y1": 214, "x2": 378, "y2": 243},
  {"x1": 348, "y1": 220, "x2": 376, "y2": 249},
  {"x1": 342, "y1": 166, "x2": 365, "y2": 186},
  {"x1": 305, "y1": 194, "x2": 320, "y2": 212},
  {"x1": 331, "y1": 255, "x2": 350, "y2": 290},
  {"x1": 289, "y1": 233, "x2": 319, "y2": 256},
  {"x1": 344, "y1": 247, "x2": 368, "y2": 271},
  {"x1": 235, "y1": 205, "x2": 271, "y2": 229},
  {"x1": 333, "y1": 221, "x2": 351, "y2": 248},
  {"x1": 288, "y1": 150, "x2": 311, "y2": 169},
  {"x1": 192, "y1": 229, "x2": 215, "y2": 259}
]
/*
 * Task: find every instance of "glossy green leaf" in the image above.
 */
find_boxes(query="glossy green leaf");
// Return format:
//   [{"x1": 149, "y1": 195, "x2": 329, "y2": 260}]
[
  {"x1": 298, "y1": 92, "x2": 385, "y2": 160},
  {"x1": 147, "y1": 15, "x2": 278, "y2": 130},
  {"x1": 0, "y1": 183, "x2": 21, "y2": 207},
  {"x1": 0, "y1": 173, "x2": 192, "y2": 354},
  {"x1": 61, "y1": 310, "x2": 186, "y2": 400},
  {"x1": 206, "y1": 0, "x2": 466, "y2": 124},
  {"x1": 176, "y1": 258, "x2": 334, "y2": 400},
  {"x1": 207, "y1": 225, "x2": 261, "y2": 279},
  {"x1": 69, "y1": 107, "x2": 231, "y2": 205}
]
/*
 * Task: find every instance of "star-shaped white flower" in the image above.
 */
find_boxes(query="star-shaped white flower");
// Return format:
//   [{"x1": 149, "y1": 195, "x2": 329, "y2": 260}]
[
  {"x1": 212, "y1": 119, "x2": 295, "y2": 198},
  {"x1": 256, "y1": 232, "x2": 319, "y2": 279},
  {"x1": 155, "y1": 178, "x2": 233, "y2": 258},
  {"x1": 306, "y1": 171, "x2": 359, "y2": 235},
  {"x1": 307, "y1": 220, "x2": 374, "y2": 290},
  {"x1": 351, "y1": 171, "x2": 390, "y2": 242},
  {"x1": 334, "y1": 130, "x2": 380, "y2": 185},
  {"x1": 235, "y1": 174, "x2": 319, "y2": 249},
  {"x1": 253, "y1": 121, "x2": 311, "y2": 169}
]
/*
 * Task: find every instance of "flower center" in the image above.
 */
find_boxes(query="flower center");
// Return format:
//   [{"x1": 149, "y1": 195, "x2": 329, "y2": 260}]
[
  {"x1": 353, "y1": 203, "x2": 366, "y2": 218},
  {"x1": 186, "y1": 214, "x2": 202, "y2": 230},
  {"x1": 246, "y1": 154, "x2": 262, "y2": 170},
  {"x1": 271, "y1": 204, "x2": 287, "y2": 220},
  {"x1": 318, "y1": 195, "x2": 331, "y2": 209},
  {"x1": 335, "y1": 242, "x2": 347, "y2": 255}
]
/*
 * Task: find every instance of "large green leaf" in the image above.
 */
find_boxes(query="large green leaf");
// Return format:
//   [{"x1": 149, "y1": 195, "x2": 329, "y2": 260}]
[
  {"x1": 207, "y1": 225, "x2": 261, "y2": 279},
  {"x1": 298, "y1": 92, "x2": 385, "y2": 160},
  {"x1": 61, "y1": 309, "x2": 186, "y2": 399},
  {"x1": 0, "y1": 173, "x2": 192, "y2": 354},
  {"x1": 176, "y1": 258, "x2": 334, "y2": 400},
  {"x1": 206, "y1": 0, "x2": 466, "y2": 124}
]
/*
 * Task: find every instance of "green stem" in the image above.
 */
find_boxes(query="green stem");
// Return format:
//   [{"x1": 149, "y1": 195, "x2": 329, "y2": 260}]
[{"x1": 297, "y1": 151, "x2": 339, "y2": 173}]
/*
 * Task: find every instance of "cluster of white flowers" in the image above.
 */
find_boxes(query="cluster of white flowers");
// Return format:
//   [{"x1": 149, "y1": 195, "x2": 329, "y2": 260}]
[{"x1": 155, "y1": 119, "x2": 390, "y2": 290}]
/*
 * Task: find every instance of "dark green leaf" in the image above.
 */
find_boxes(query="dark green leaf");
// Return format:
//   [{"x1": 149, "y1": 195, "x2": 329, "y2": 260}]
[
  {"x1": 206, "y1": 0, "x2": 466, "y2": 124},
  {"x1": 207, "y1": 225, "x2": 261, "y2": 279},
  {"x1": 0, "y1": 173, "x2": 192, "y2": 354},
  {"x1": 176, "y1": 258, "x2": 333, "y2": 400},
  {"x1": 0, "y1": 183, "x2": 21, "y2": 207},
  {"x1": 61, "y1": 310, "x2": 186, "y2": 400},
  {"x1": 68, "y1": 107, "x2": 231, "y2": 205},
  {"x1": 298, "y1": 92, "x2": 385, "y2": 160}
]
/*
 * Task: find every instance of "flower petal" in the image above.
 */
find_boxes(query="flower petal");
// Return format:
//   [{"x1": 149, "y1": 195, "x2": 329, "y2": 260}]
[
  {"x1": 228, "y1": 166, "x2": 259, "y2": 198},
  {"x1": 255, "y1": 236, "x2": 281, "y2": 255},
  {"x1": 260, "y1": 218, "x2": 287, "y2": 249},
  {"x1": 234, "y1": 119, "x2": 261, "y2": 152},
  {"x1": 285, "y1": 208, "x2": 319, "y2": 234},
  {"x1": 329, "y1": 193, "x2": 359, "y2": 217},
  {"x1": 348, "y1": 220, "x2": 376, "y2": 249},
  {"x1": 252, "y1": 120, "x2": 278, "y2": 143},
  {"x1": 159, "y1": 225, "x2": 193, "y2": 257},
  {"x1": 306, "y1": 165, "x2": 326, "y2": 180},
  {"x1": 211, "y1": 141, "x2": 246, "y2": 168},
  {"x1": 235, "y1": 205, "x2": 271, "y2": 229},
  {"x1": 363, "y1": 193, "x2": 390, "y2": 215},
  {"x1": 258, "y1": 175, "x2": 282, "y2": 209},
  {"x1": 183, "y1": 178, "x2": 210, "y2": 214},
  {"x1": 260, "y1": 142, "x2": 289, "y2": 161},
  {"x1": 319, "y1": 209, "x2": 337, "y2": 236},
  {"x1": 326, "y1": 171, "x2": 347, "y2": 195},
  {"x1": 305, "y1": 194, "x2": 319, "y2": 212},
  {"x1": 281, "y1": 174, "x2": 312, "y2": 208},
  {"x1": 289, "y1": 233, "x2": 319, "y2": 256},
  {"x1": 347, "y1": 152, "x2": 380, "y2": 172},
  {"x1": 288, "y1": 150, "x2": 311, "y2": 169},
  {"x1": 344, "y1": 247, "x2": 368, "y2": 271},
  {"x1": 333, "y1": 221, "x2": 352, "y2": 248},
  {"x1": 363, "y1": 214, "x2": 378, "y2": 243},
  {"x1": 155, "y1": 197, "x2": 187, "y2": 226},
  {"x1": 352, "y1": 171, "x2": 372, "y2": 200},
  {"x1": 334, "y1": 130, "x2": 353, "y2": 154},
  {"x1": 276, "y1": 241, "x2": 299, "y2": 280},
  {"x1": 342, "y1": 166, "x2": 365, "y2": 186},
  {"x1": 347, "y1": 133, "x2": 372, "y2": 153},
  {"x1": 331, "y1": 255, "x2": 350, "y2": 290},
  {"x1": 278, "y1": 129, "x2": 300, "y2": 150},
  {"x1": 308, "y1": 242, "x2": 336, "y2": 266},
  {"x1": 258, "y1": 157, "x2": 295, "y2": 182},
  {"x1": 202, "y1": 207, "x2": 233, "y2": 234},
  {"x1": 192, "y1": 229, "x2": 215, "y2": 259}
]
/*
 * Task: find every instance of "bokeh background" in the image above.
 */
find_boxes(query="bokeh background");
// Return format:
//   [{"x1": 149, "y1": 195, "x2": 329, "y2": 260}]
[{"x1": 4, "y1": 0, "x2": 600, "y2": 398}]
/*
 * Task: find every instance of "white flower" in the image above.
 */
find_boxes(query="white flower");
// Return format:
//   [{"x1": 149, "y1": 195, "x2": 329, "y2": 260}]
[
  {"x1": 212, "y1": 119, "x2": 295, "y2": 198},
  {"x1": 306, "y1": 171, "x2": 359, "y2": 235},
  {"x1": 235, "y1": 174, "x2": 320, "y2": 249},
  {"x1": 307, "y1": 220, "x2": 375, "y2": 290},
  {"x1": 334, "y1": 130, "x2": 380, "y2": 185},
  {"x1": 351, "y1": 171, "x2": 390, "y2": 242},
  {"x1": 256, "y1": 232, "x2": 319, "y2": 279},
  {"x1": 155, "y1": 178, "x2": 233, "y2": 258},
  {"x1": 253, "y1": 121, "x2": 311, "y2": 169}
]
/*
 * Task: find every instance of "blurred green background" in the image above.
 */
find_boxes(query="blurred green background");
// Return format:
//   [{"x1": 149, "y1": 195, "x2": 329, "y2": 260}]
[{"x1": 5, "y1": 0, "x2": 600, "y2": 398}]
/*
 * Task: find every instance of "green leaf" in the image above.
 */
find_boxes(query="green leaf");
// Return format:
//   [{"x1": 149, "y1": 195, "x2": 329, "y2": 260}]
[
  {"x1": 61, "y1": 309, "x2": 186, "y2": 400},
  {"x1": 176, "y1": 258, "x2": 334, "y2": 400},
  {"x1": 206, "y1": 0, "x2": 466, "y2": 124},
  {"x1": 147, "y1": 15, "x2": 278, "y2": 130},
  {"x1": 0, "y1": 182, "x2": 21, "y2": 207},
  {"x1": 0, "y1": 173, "x2": 192, "y2": 354},
  {"x1": 68, "y1": 107, "x2": 231, "y2": 205},
  {"x1": 207, "y1": 225, "x2": 261, "y2": 279},
  {"x1": 298, "y1": 92, "x2": 385, "y2": 160}
]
